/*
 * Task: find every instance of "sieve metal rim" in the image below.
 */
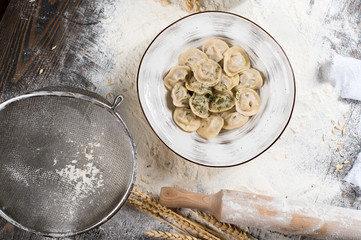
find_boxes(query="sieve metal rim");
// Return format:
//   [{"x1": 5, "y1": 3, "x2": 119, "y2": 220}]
[{"x1": 0, "y1": 90, "x2": 137, "y2": 237}]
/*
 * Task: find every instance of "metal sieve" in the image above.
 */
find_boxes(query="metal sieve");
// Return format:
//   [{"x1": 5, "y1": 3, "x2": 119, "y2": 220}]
[{"x1": 0, "y1": 90, "x2": 137, "y2": 237}]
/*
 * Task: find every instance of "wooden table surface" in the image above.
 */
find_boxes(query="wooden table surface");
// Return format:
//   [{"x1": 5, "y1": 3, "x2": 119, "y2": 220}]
[{"x1": 0, "y1": 0, "x2": 361, "y2": 240}]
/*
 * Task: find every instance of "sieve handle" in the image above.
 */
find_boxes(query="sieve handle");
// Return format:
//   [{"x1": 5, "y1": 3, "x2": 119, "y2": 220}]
[{"x1": 111, "y1": 95, "x2": 124, "y2": 110}]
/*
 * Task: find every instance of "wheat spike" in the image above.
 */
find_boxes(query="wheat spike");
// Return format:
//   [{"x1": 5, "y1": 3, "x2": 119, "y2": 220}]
[
  {"x1": 146, "y1": 230, "x2": 200, "y2": 239},
  {"x1": 128, "y1": 197, "x2": 221, "y2": 240},
  {"x1": 130, "y1": 189, "x2": 223, "y2": 240},
  {"x1": 196, "y1": 211, "x2": 253, "y2": 240},
  {"x1": 184, "y1": 0, "x2": 200, "y2": 12},
  {"x1": 128, "y1": 197, "x2": 189, "y2": 235},
  {"x1": 158, "y1": 0, "x2": 171, "y2": 6}
]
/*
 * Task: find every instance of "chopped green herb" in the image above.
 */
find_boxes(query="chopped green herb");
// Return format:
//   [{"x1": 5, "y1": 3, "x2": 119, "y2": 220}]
[
  {"x1": 216, "y1": 98, "x2": 224, "y2": 105},
  {"x1": 208, "y1": 95, "x2": 216, "y2": 103}
]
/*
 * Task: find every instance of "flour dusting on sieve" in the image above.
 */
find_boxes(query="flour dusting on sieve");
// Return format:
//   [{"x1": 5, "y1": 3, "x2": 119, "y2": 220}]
[
  {"x1": 3, "y1": 138, "x2": 105, "y2": 201},
  {"x1": 5, "y1": 164, "x2": 31, "y2": 187},
  {"x1": 56, "y1": 162, "x2": 104, "y2": 200}
]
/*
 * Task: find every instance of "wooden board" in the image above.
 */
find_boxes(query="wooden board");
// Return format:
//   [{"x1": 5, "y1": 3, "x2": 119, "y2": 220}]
[{"x1": 0, "y1": 0, "x2": 103, "y2": 102}]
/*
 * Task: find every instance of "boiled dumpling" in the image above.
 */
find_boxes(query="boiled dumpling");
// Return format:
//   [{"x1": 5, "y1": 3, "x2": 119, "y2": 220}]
[
  {"x1": 179, "y1": 48, "x2": 208, "y2": 70},
  {"x1": 189, "y1": 93, "x2": 209, "y2": 119},
  {"x1": 185, "y1": 77, "x2": 212, "y2": 95},
  {"x1": 193, "y1": 58, "x2": 221, "y2": 86},
  {"x1": 166, "y1": 41, "x2": 264, "y2": 139},
  {"x1": 223, "y1": 46, "x2": 250, "y2": 76},
  {"x1": 171, "y1": 82, "x2": 190, "y2": 107},
  {"x1": 220, "y1": 110, "x2": 249, "y2": 130},
  {"x1": 164, "y1": 66, "x2": 190, "y2": 91},
  {"x1": 235, "y1": 88, "x2": 260, "y2": 116},
  {"x1": 214, "y1": 72, "x2": 239, "y2": 92},
  {"x1": 197, "y1": 114, "x2": 224, "y2": 139},
  {"x1": 202, "y1": 39, "x2": 229, "y2": 62},
  {"x1": 230, "y1": 74, "x2": 240, "y2": 90},
  {"x1": 173, "y1": 108, "x2": 201, "y2": 132},
  {"x1": 209, "y1": 90, "x2": 235, "y2": 113},
  {"x1": 239, "y1": 68, "x2": 263, "y2": 89}
]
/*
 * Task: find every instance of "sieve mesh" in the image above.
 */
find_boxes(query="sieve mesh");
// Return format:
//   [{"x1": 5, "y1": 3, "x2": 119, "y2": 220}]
[{"x1": 0, "y1": 91, "x2": 136, "y2": 236}]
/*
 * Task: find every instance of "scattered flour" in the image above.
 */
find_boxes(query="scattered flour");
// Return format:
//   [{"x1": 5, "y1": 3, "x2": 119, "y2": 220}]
[
  {"x1": 3, "y1": 138, "x2": 104, "y2": 201},
  {"x1": 55, "y1": 162, "x2": 104, "y2": 199},
  {"x1": 52, "y1": 158, "x2": 58, "y2": 166},
  {"x1": 88, "y1": 0, "x2": 356, "y2": 203},
  {"x1": 5, "y1": 164, "x2": 30, "y2": 187},
  {"x1": 5, "y1": 160, "x2": 104, "y2": 201},
  {"x1": 17, "y1": 0, "x2": 357, "y2": 238}
]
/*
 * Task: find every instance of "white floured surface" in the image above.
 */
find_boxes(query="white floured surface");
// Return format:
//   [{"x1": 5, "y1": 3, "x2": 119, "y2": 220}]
[
  {"x1": 90, "y1": 0, "x2": 351, "y2": 196},
  {"x1": 64, "y1": 0, "x2": 361, "y2": 238}
]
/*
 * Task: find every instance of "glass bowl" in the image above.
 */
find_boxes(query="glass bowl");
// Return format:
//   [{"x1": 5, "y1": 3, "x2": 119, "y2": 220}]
[{"x1": 137, "y1": 11, "x2": 295, "y2": 167}]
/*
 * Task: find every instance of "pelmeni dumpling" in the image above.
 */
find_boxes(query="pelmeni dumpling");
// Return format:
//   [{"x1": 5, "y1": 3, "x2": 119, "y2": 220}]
[
  {"x1": 171, "y1": 82, "x2": 190, "y2": 107},
  {"x1": 189, "y1": 93, "x2": 209, "y2": 118},
  {"x1": 202, "y1": 39, "x2": 229, "y2": 62},
  {"x1": 239, "y1": 68, "x2": 263, "y2": 89},
  {"x1": 197, "y1": 114, "x2": 224, "y2": 139},
  {"x1": 220, "y1": 110, "x2": 249, "y2": 130},
  {"x1": 223, "y1": 46, "x2": 250, "y2": 76},
  {"x1": 235, "y1": 88, "x2": 261, "y2": 116},
  {"x1": 230, "y1": 74, "x2": 240, "y2": 90},
  {"x1": 185, "y1": 77, "x2": 212, "y2": 95},
  {"x1": 165, "y1": 41, "x2": 264, "y2": 139},
  {"x1": 173, "y1": 108, "x2": 201, "y2": 132},
  {"x1": 209, "y1": 90, "x2": 235, "y2": 113},
  {"x1": 164, "y1": 66, "x2": 190, "y2": 90},
  {"x1": 179, "y1": 48, "x2": 208, "y2": 70},
  {"x1": 193, "y1": 58, "x2": 221, "y2": 86},
  {"x1": 214, "y1": 72, "x2": 239, "y2": 92}
]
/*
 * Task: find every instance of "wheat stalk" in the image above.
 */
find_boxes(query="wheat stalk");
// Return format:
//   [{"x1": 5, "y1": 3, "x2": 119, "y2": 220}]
[
  {"x1": 146, "y1": 230, "x2": 200, "y2": 240},
  {"x1": 128, "y1": 197, "x2": 189, "y2": 236},
  {"x1": 128, "y1": 195, "x2": 222, "y2": 240},
  {"x1": 196, "y1": 211, "x2": 253, "y2": 240},
  {"x1": 146, "y1": 230, "x2": 200, "y2": 239},
  {"x1": 184, "y1": 0, "x2": 200, "y2": 12},
  {"x1": 132, "y1": 188, "x2": 158, "y2": 203}
]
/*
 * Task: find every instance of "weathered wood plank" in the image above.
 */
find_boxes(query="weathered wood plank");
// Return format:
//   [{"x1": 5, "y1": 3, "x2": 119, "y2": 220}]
[
  {"x1": 0, "y1": 0, "x2": 113, "y2": 239},
  {"x1": 0, "y1": 0, "x2": 110, "y2": 103}
]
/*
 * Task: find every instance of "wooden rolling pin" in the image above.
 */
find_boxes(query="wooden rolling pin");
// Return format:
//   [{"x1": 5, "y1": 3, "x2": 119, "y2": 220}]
[{"x1": 159, "y1": 187, "x2": 361, "y2": 239}]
